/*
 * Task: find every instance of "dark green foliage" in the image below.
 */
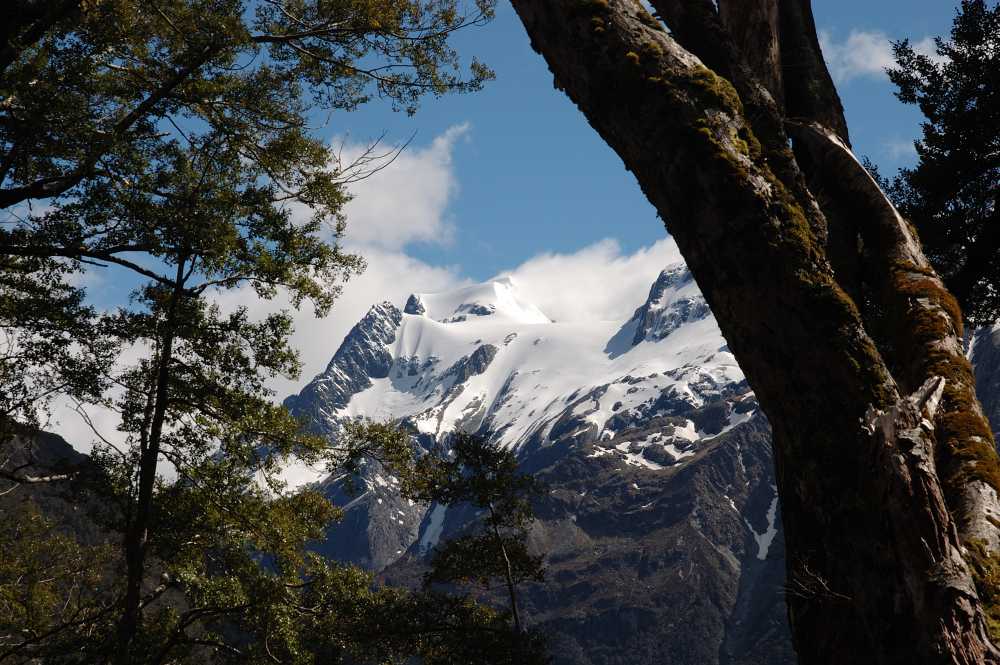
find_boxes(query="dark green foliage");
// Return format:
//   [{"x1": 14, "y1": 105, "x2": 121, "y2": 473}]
[
  {"x1": 335, "y1": 419, "x2": 419, "y2": 494},
  {"x1": 303, "y1": 583, "x2": 550, "y2": 665},
  {"x1": 0, "y1": 492, "x2": 540, "y2": 664},
  {"x1": 0, "y1": 1, "x2": 506, "y2": 662},
  {"x1": 884, "y1": 0, "x2": 1000, "y2": 325},
  {"x1": 0, "y1": 500, "x2": 117, "y2": 662},
  {"x1": 0, "y1": 0, "x2": 495, "y2": 209},
  {"x1": 424, "y1": 533, "x2": 544, "y2": 588},
  {"x1": 0, "y1": 255, "x2": 114, "y2": 437},
  {"x1": 406, "y1": 432, "x2": 543, "y2": 528},
  {"x1": 403, "y1": 431, "x2": 548, "y2": 656}
]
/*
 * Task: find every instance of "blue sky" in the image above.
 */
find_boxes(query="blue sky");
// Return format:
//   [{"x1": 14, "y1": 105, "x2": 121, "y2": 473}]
[
  {"x1": 229, "y1": 0, "x2": 963, "y2": 398},
  {"x1": 49, "y1": 1, "x2": 967, "y2": 444},
  {"x1": 322, "y1": 0, "x2": 959, "y2": 281}
]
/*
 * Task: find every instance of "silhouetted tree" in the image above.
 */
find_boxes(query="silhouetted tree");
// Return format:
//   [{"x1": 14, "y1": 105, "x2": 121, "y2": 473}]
[
  {"x1": 884, "y1": 0, "x2": 1000, "y2": 325},
  {"x1": 404, "y1": 432, "x2": 547, "y2": 658}
]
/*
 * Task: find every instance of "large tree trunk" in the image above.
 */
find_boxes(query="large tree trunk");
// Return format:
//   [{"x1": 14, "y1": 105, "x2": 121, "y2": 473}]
[{"x1": 508, "y1": 1, "x2": 1000, "y2": 662}]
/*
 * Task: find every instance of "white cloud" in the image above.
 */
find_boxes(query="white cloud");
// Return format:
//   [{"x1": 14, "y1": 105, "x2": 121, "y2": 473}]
[
  {"x1": 51, "y1": 233, "x2": 687, "y2": 448},
  {"x1": 48, "y1": 399, "x2": 125, "y2": 457},
  {"x1": 819, "y1": 30, "x2": 943, "y2": 84},
  {"x1": 47, "y1": 125, "x2": 474, "y2": 450},
  {"x1": 498, "y1": 237, "x2": 681, "y2": 323},
  {"x1": 912, "y1": 37, "x2": 943, "y2": 62},
  {"x1": 819, "y1": 29, "x2": 895, "y2": 83},
  {"x1": 332, "y1": 123, "x2": 470, "y2": 250},
  {"x1": 258, "y1": 235, "x2": 683, "y2": 399},
  {"x1": 219, "y1": 122, "x2": 477, "y2": 398},
  {"x1": 296, "y1": 245, "x2": 466, "y2": 381},
  {"x1": 883, "y1": 138, "x2": 918, "y2": 162},
  {"x1": 45, "y1": 339, "x2": 152, "y2": 457},
  {"x1": 43, "y1": 121, "x2": 688, "y2": 454},
  {"x1": 48, "y1": 247, "x2": 467, "y2": 456}
]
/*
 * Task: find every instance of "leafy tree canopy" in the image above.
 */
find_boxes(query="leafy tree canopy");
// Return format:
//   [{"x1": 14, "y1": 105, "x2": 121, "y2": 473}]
[
  {"x1": 885, "y1": 0, "x2": 1000, "y2": 325},
  {"x1": 0, "y1": 0, "x2": 494, "y2": 207},
  {"x1": 0, "y1": 1, "x2": 514, "y2": 662},
  {"x1": 403, "y1": 431, "x2": 547, "y2": 657},
  {"x1": 0, "y1": 0, "x2": 496, "y2": 442}
]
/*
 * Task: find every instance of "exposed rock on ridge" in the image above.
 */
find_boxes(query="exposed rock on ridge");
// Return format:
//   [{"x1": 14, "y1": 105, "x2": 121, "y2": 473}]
[
  {"x1": 282, "y1": 245, "x2": 795, "y2": 665},
  {"x1": 284, "y1": 301, "x2": 402, "y2": 433}
]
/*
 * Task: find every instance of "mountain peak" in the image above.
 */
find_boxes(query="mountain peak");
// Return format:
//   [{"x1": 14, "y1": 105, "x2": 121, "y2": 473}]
[
  {"x1": 404, "y1": 278, "x2": 550, "y2": 325},
  {"x1": 630, "y1": 263, "x2": 710, "y2": 345},
  {"x1": 283, "y1": 301, "x2": 402, "y2": 427}
]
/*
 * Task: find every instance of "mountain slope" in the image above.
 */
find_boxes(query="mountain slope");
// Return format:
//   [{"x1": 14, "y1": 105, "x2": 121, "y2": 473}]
[
  {"x1": 285, "y1": 239, "x2": 793, "y2": 664},
  {"x1": 971, "y1": 324, "x2": 1000, "y2": 434}
]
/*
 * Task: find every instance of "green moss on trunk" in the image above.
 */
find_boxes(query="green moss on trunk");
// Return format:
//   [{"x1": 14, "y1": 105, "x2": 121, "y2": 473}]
[{"x1": 965, "y1": 540, "x2": 1000, "y2": 641}]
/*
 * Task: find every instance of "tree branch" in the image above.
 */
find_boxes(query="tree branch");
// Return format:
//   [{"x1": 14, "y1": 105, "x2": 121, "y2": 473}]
[
  {"x1": 0, "y1": 44, "x2": 221, "y2": 209},
  {"x1": 0, "y1": 0, "x2": 82, "y2": 76},
  {"x1": 786, "y1": 119, "x2": 1000, "y2": 553},
  {"x1": 776, "y1": 0, "x2": 849, "y2": 145}
]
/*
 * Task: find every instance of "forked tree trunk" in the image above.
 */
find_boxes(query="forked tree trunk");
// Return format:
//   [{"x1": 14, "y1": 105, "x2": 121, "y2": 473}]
[{"x1": 508, "y1": 0, "x2": 1000, "y2": 662}]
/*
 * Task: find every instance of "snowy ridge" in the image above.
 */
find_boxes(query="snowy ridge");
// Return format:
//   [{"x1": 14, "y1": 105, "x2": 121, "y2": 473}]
[
  {"x1": 286, "y1": 239, "x2": 751, "y2": 481},
  {"x1": 626, "y1": 264, "x2": 711, "y2": 347},
  {"x1": 327, "y1": 292, "x2": 739, "y2": 452},
  {"x1": 281, "y1": 239, "x2": 795, "y2": 662},
  {"x1": 404, "y1": 277, "x2": 550, "y2": 324}
]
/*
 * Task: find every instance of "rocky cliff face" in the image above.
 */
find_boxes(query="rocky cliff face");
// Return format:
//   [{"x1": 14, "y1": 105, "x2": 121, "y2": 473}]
[
  {"x1": 282, "y1": 239, "x2": 796, "y2": 665},
  {"x1": 628, "y1": 264, "x2": 711, "y2": 346},
  {"x1": 384, "y1": 412, "x2": 792, "y2": 665},
  {"x1": 972, "y1": 324, "x2": 1000, "y2": 435},
  {"x1": 283, "y1": 302, "x2": 402, "y2": 437},
  {"x1": 540, "y1": 418, "x2": 790, "y2": 665}
]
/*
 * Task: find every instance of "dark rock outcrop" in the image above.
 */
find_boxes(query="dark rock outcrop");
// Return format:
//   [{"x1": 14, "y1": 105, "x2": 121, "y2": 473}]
[
  {"x1": 284, "y1": 302, "x2": 401, "y2": 434},
  {"x1": 404, "y1": 294, "x2": 426, "y2": 315},
  {"x1": 972, "y1": 325, "x2": 1000, "y2": 435},
  {"x1": 443, "y1": 344, "x2": 498, "y2": 384}
]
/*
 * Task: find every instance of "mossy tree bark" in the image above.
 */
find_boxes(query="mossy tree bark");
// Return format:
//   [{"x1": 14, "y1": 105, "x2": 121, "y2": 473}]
[{"x1": 508, "y1": 0, "x2": 1000, "y2": 662}]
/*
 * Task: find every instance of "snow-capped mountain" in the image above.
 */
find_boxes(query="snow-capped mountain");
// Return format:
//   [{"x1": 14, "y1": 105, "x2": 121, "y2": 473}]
[
  {"x1": 284, "y1": 239, "x2": 794, "y2": 665},
  {"x1": 287, "y1": 246, "x2": 744, "y2": 459}
]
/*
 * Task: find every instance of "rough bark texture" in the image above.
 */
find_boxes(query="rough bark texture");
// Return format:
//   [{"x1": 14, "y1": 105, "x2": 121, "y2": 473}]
[
  {"x1": 718, "y1": 0, "x2": 783, "y2": 106},
  {"x1": 787, "y1": 122, "x2": 1000, "y2": 553},
  {"x1": 509, "y1": 0, "x2": 1000, "y2": 662}
]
